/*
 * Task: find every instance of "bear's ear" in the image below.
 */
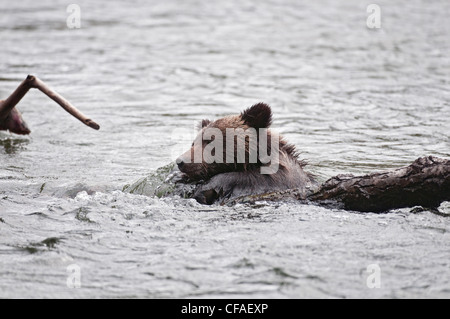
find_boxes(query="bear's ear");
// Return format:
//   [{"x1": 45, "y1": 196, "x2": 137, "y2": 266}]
[
  {"x1": 240, "y1": 103, "x2": 272, "y2": 128},
  {"x1": 197, "y1": 119, "x2": 211, "y2": 130}
]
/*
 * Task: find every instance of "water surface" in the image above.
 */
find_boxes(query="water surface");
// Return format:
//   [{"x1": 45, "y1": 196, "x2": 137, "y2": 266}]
[{"x1": 0, "y1": 0, "x2": 449, "y2": 298}]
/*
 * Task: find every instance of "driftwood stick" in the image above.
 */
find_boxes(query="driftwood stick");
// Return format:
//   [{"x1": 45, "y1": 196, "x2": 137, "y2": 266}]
[
  {"x1": 0, "y1": 76, "x2": 34, "y2": 120},
  {"x1": 0, "y1": 75, "x2": 100, "y2": 131},
  {"x1": 30, "y1": 76, "x2": 100, "y2": 130}
]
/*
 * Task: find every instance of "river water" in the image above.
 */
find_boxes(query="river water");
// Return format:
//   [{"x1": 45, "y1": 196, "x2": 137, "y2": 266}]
[{"x1": 0, "y1": 0, "x2": 449, "y2": 298}]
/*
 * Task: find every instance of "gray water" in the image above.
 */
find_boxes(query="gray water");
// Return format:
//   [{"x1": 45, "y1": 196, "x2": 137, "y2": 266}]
[{"x1": 1, "y1": 0, "x2": 449, "y2": 299}]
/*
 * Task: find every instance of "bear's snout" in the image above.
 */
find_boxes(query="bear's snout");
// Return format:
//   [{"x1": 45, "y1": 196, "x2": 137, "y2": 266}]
[
  {"x1": 177, "y1": 158, "x2": 186, "y2": 170},
  {"x1": 176, "y1": 150, "x2": 208, "y2": 180},
  {"x1": 176, "y1": 152, "x2": 193, "y2": 173}
]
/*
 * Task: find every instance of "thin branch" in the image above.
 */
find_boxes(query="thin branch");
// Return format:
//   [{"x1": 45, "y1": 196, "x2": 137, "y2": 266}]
[
  {"x1": 0, "y1": 76, "x2": 33, "y2": 120},
  {"x1": 30, "y1": 76, "x2": 100, "y2": 130},
  {"x1": 0, "y1": 75, "x2": 100, "y2": 131}
]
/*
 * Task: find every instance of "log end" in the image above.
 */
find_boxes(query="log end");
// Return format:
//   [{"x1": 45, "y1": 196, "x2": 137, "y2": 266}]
[{"x1": 85, "y1": 119, "x2": 100, "y2": 130}]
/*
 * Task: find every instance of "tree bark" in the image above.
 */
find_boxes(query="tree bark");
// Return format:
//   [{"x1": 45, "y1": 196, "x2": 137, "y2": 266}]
[{"x1": 228, "y1": 156, "x2": 450, "y2": 213}]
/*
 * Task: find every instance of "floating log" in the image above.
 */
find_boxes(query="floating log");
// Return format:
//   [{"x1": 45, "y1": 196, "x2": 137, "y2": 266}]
[
  {"x1": 224, "y1": 156, "x2": 450, "y2": 213},
  {"x1": 308, "y1": 156, "x2": 450, "y2": 212}
]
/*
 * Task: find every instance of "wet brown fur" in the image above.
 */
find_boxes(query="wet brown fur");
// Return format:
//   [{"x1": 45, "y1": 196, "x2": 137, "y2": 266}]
[{"x1": 177, "y1": 103, "x2": 315, "y2": 204}]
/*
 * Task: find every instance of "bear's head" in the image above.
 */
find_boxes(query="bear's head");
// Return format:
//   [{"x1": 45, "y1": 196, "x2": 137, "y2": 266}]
[{"x1": 176, "y1": 103, "x2": 281, "y2": 181}]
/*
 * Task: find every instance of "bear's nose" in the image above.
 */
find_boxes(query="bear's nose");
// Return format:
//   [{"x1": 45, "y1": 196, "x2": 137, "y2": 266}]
[{"x1": 177, "y1": 159, "x2": 185, "y2": 170}]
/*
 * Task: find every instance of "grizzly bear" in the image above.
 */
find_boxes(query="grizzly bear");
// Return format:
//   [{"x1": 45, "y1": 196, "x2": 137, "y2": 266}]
[{"x1": 176, "y1": 103, "x2": 316, "y2": 204}]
